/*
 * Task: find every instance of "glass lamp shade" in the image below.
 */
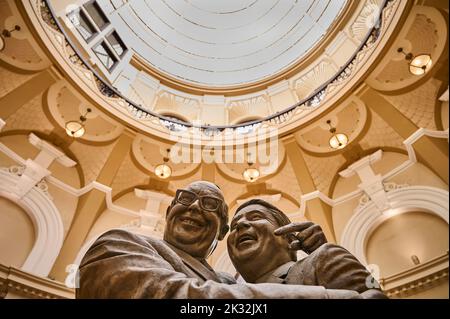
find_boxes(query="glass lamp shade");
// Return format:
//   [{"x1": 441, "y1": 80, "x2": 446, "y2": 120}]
[
  {"x1": 243, "y1": 167, "x2": 260, "y2": 183},
  {"x1": 65, "y1": 121, "x2": 85, "y2": 138},
  {"x1": 329, "y1": 133, "x2": 348, "y2": 150},
  {"x1": 409, "y1": 54, "x2": 432, "y2": 76},
  {"x1": 155, "y1": 163, "x2": 172, "y2": 179}
]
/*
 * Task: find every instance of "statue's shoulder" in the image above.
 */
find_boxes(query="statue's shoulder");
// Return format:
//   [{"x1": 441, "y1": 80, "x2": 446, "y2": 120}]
[
  {"x1": 301, "y1": 243, "x2": 361, "y2": 270},
  {"x1": 94, "y1": 228, "x2": 161, "y2": 247},
  {"x1": 291, "y1": 244, "x2": 352, "y2": 269},
  {"x1": 312, "y1": 243, "x2": 351, "y2": 257}
]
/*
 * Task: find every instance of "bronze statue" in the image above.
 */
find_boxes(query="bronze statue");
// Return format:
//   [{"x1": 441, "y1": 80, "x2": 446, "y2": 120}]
[
  {"x1": 227, "y1": 199, "x2": 387, "y2": 298},
  {"x1": 77, "y1": 181, "x2": 375, "y2": 298}
]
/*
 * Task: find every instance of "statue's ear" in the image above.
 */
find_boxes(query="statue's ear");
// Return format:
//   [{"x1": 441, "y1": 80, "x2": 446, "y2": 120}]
[
  {"x1": 165, "y1": 204, "x2": 173, "y2": 218},
  {"x1": 218, "y1": 224, "x2": 229, "y2": 240}
]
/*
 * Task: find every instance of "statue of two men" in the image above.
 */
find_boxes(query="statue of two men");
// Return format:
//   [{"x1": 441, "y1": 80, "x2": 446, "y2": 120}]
[{"x1": 77, "y1": 181, "x2": 385, "y2": 299}]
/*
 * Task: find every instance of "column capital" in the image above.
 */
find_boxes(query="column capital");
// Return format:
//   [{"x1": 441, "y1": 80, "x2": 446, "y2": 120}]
[
  {"x1": 29, "y1": 133, "x2": 76, "y2": 167},
  {"x1": 16, "y1": 134, "x2": 76, "y2": 198},
  {"x1": 339, "y1": 150, "x2": 389, "y2": 212},
  {"x1": 339, "y1": 149, "x2": 383, "y2": 178}
]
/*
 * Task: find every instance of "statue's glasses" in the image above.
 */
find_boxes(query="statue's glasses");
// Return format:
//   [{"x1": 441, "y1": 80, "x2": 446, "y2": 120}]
[{"x1": 175, "y1": 189, "x2": 223, "y2": 212}]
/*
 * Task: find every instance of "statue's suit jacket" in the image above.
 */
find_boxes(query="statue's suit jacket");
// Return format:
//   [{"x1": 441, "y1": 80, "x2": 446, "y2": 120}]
[
  {"x1": 256, "y1": 243, "x2": 385, "y2": 296},
  {"x1": 76, "y1": 229, "x2": 361, "y2": 299}
]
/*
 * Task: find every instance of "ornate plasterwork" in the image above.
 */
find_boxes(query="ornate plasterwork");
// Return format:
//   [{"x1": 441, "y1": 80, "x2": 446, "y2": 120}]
[
  {"x1": 131, "y1": 134, "x2": 201, "y2": 178},
  {"x1": 0, "y1": 1, "x2": 50, "y2": 71},
  {"x1": 0, "y1": 264, "x2": 74, "y2": 299},
  {"x1": 302, "y1": 152, "x2": 347, "y2": 194},
  {"x1": 359, "y1": 108, "x2": 405, "y2": 151},
  {"x1": 110, "y1": 151, "x2": 150, "y2": 197},
  {"x1": 2, "y1": 93, "x2": 54, "y2": 133},
  {"x1": 22, "y1": 0, "x2": 407, "y2": 144},
  {"x1": 46, "y1": 81, "x2": 124, "y2": 143},
  {"x1": 382, "y1": 78, "x2": 441, "y2": 131},
  {"x1": 68, "y1": 140, "x2": 118, "y2": 185},
  {"x1": 295, "y1": 95, "x2": 368, "y2": 154},
  {"x1": 367, "y1": 6, "x2": 448, "y2": 92},
  {"x1": 380, "y1": 252, "x2": 449, "y2": 298},
  {"x1": 0, "y1": 169, "x2": 64, "y2": 277},
  {"x1": 340, "y1": 186, "x2": 449, "y2": 266},
  {"x1": 356, "y1": 182, "x2": 409, "y2": 211},
  {"x1": 0, "y1": 67, "x2": 34, "y2": 99}
]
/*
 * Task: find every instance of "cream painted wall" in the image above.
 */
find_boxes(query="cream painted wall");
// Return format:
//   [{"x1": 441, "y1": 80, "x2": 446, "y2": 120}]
[
  {"x1": 113, "y1": 191, "x2": 157, "y2": 213},
  {"x1": 332, "y1": 197, "x2": 361, "y2": 243},
  {"x1": 85, "y1": 209, "x2": 136, "y2": 245},
  {"x1": 366, "y1": 212, "x2": 449, "y2": 278},
  {"x1": 0, "y1": 152, "x2": 19, "y2": 169},
  {"x1": 386, "y1": 162, "x2": 449, "y2": 191},
  {"x1": 47, "y1": 183, "x2": 79, "y2": 239},
  {"x1": 0, "y1": 197, "x2": 35, "y2": 268},
  {"x1": 0, "y1": 135, "x2": 40, "y2": 163}
]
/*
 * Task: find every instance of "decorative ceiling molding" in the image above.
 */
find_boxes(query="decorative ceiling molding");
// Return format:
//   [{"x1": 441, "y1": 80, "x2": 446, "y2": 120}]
[
  {"x1": 0, "y1": 1, "x2": 50, "y2": 71},
  {"x1": 131, "y1": 134, "x2": 201, "y2": 178},
  {"x1": 295, "y1": 95, "x2": 368, "y2": 154},
  {"x1": 21, "y1": 0, "x2": 408, "y2": 144},
  {"x1": 124, "y1": 0, "x2": 355, "y2": 94},
  {"x1": 46, "y1": 81, "x2": 124, "y2": 143},
  {"x1": 367, "y1": 5, "x2": 448, "y2": 92}
]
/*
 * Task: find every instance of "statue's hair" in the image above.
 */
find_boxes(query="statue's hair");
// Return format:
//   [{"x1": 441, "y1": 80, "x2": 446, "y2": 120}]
[{"x1": 234, "y1": 199, "x2": 291, "y2": 227}]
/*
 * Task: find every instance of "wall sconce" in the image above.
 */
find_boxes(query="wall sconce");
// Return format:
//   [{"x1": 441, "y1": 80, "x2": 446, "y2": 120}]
[
  {"x1": 65, "y1": 108, "x2": 91, "y2": 138},
  {"x1": 411, "y1": 255, "x2": 420, "y2": 266},
  {"x1": 327, "y1": 120, "x2": 348, "y2": 150},
  {"x1": 155, "y1": 149, "x2": 172, "y2": 179},
  {"x1": 397, "y1": 48, "x2": 432, "y2": 76},
  {"x1": 0, "y1": 25, "x2": 21, "y2": 52},
  {"x1": 243, "y1": 154, "x2": 260, "y2": 183}
]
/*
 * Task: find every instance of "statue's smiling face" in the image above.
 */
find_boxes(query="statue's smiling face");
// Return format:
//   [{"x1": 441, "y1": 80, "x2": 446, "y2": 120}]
[
  {"x1": 227, "y1": 204, "x2": 291, "y2": 273},
  {"x1": 164, "y1": 182, "x2": 225, "y2": 258}
]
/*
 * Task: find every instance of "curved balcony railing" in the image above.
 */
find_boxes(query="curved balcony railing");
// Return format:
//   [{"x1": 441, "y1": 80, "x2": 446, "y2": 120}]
[{"x1": 39, "y1": 0, "x2": 394, "y2": 134}]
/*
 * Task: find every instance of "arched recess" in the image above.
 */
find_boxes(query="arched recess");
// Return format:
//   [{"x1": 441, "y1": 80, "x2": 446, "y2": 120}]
[
  {"x1": 0, "y1": 197, "x2": 35, "y2": 268},
  {"x1": 0, "y1": 169, "x2": 64, "y2": 277},
  {"x1": 340, "y1": 186, "x2": 449, "y2": 266}
]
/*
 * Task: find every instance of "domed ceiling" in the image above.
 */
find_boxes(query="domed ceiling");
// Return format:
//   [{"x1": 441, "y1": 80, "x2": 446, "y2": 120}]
[{"x1": 110, "y1": 0, "x2": 348, "y2": 88}]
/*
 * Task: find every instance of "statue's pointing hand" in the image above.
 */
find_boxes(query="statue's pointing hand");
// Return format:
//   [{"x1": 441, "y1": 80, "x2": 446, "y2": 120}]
[{"x1": 274, "y1": 222, "x2": 327, "y2": 254}]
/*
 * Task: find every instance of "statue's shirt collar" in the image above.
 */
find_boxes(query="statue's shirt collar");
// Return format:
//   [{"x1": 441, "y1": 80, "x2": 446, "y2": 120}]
[
  {"x1": 255, "y1": 261, "x2": 296, "y2": 284},
  {"x1": 163, "y1": 240, "x2": 221, "y2": 283}
]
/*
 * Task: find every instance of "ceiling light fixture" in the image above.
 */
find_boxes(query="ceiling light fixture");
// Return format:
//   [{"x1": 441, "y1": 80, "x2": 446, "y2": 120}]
[
  {"x1": 65, "y1": 108, "x2": 92, "y2": 138},
  {"x1": 243, "y1": 155, "x2": 260, "y2": 183},
  {"x1": 0, "y1": 25, "x2": 21, "y2": 52},
  {"x1": 397, "y1": 48, "x2": 432, "y2": 76},
  {"x1": 327, "y1": 120, "x2": 348, "y2": 150},
  {"x1": 155, "y1": 149, "x2": 172, "y2": 179}
]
